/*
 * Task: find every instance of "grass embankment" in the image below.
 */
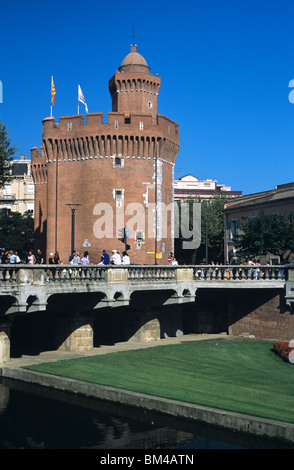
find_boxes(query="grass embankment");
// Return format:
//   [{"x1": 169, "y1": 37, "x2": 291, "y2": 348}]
[{"x1": 25, "y1": 340, "x2": 294, "y2": 424}]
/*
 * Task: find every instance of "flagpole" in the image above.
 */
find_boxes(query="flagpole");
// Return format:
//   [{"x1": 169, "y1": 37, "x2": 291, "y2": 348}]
[{"x1": 50, "y1": 76, "x2": 53, "y2": 117}]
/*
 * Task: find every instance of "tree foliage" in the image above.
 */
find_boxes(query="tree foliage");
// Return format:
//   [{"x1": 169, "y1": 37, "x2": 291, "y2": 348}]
[
  {"x1": 175, "y1": 196, "x2": 226, "y2": 264},
  {"x1": 235, "y1": 210, "x2": 294, "y2": 260},
  {"x1": 0, "y1": 209, "x2": 34, "y2": 257},
  {"x1": 0, "y1": 120, "x2": 16, "y2": 189}
]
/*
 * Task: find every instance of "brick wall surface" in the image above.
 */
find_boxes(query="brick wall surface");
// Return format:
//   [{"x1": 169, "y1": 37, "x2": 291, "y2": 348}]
[
  {"x1": 228, "y1": 290, "x2": 294, "y2": 340},
  {"x1": 193, "y1": 288, "x2": 293, "y2": 341}
]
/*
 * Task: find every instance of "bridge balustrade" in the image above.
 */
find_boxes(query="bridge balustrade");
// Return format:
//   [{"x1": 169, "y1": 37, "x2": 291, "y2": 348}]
[
  {"x1": 0, "y1": 264, "x2": 287, "y2": 284},
  {"x1": 128, "y1": 266, "x2": 176, "y2": 281},
  {"x1": 193, "y1": 265, "x2": 285, "y2": 281}
]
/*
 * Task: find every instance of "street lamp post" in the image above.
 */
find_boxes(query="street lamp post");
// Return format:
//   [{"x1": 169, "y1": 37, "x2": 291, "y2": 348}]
[
  {"x1": 205, "y1": 220, "x2": 208, "y2": 264},
  {"x1": 66, "y1": 204, "x2": 80, "y2": 254}
]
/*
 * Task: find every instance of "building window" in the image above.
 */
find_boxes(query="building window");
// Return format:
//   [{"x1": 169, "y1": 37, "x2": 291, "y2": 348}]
[
  {"x1": 27, "y1": 184, "x2": 34, "y2": 194},
  {"x1": 228, "y1": 219, "x2": 240, "y2": 241},
  {"x1": 139, "y1": 121, "x2": 144, "y2": 130},
  {"x1": 3, "y1": 185, "x2": 11, "y2": 196},
  {"x1": 148, "y1": 102, "x2": 153, "y2": 108},
  {"x1": 114, "y1": 189, "x2": 123, "y2": 207},
  {"x1": 67, "y1": 123, "x2": 72, "y2": 131},
  {"x1": 125, "y1": 117, "x2": 131, "y2": 124},
  {"x1": 136, "y1": 230, "x2": 144, "y2": 241},
  {"x1": 115, "y1": 120, "x2": 119, "y2": 129},
  {"x1": 114, "y1": 156, "x2": 124, "y2": 168},
  {"x1": 26, "y1": 202, "x2": 34, "y2": 213},
  {"x1": 136, "y1": 230, "x2": 144, "y2": 247}
]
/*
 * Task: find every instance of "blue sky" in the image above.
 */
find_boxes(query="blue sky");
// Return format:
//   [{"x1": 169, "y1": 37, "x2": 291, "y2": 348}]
[{"x1": 1, "y1": 0, "x2": 294, "y2": 195}]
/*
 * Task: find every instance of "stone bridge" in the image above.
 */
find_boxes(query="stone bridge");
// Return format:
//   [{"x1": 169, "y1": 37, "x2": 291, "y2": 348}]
[{"x1": 0, "y1": 264, "x2": 293, "y2": 363}]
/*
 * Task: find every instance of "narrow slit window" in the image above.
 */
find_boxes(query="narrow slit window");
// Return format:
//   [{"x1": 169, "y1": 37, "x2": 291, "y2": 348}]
[{"x1": 115, "y1": 189, "x2": 123, "y2": 207}]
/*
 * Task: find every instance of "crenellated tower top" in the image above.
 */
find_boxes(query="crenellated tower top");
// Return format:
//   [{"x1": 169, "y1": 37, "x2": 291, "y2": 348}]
[{"x1": 108, "y1": 45, "x2": 161, "y2": 118}]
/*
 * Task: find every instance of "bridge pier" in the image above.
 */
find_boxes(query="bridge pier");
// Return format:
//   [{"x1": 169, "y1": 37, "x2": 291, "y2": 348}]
[
  {"x1": 129, "y1": 309, "x2": 161, "y2": 343},
  {"x1": 0, "y1": 382, "x2": 9, "y2": 413},
  {"x1": 57, "y1": 314, "x2": 94, "y2": 352},
  {"x1": 0, "y1": 320, "x2": 12, "y2": 364}
]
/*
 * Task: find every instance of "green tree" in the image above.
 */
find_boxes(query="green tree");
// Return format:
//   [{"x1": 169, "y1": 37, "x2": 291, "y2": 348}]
[
  {"x1": 235, "y1": 210, "x2": 289, "y2": 258},
  {"x1": 284, "y1": 211, "x2": 294, "y2": 254},
  {"x1": 0, "y1": 120, "x2": 16, "y2": 189},
  {"x1": 0, "y1": 209, "x2": 34, "y2": 258},
  {"x1": 175, "y1": 196, "x2": 226, "y2": 264}
]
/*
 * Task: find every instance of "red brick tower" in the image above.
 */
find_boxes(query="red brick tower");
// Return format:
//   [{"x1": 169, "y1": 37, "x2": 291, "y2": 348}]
[{"x1": 31, "y1": 45, "x2": 180, "y2": 264}]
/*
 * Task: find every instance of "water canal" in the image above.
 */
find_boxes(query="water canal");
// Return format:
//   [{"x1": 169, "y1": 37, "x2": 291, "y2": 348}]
[{"x1": 0, "y1": 377, "x2": 292, "y2": 449}]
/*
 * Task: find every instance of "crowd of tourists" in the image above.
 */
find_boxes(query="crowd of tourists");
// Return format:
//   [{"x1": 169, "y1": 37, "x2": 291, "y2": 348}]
[
  {"x1": 0, "y1": 248, "x2": 44, "y2": 264},
  {"x1": 68, "y1": 249, "x2": 131, "y2": 265},
  {"x1": 0, "y1": 248, "x2": 132, "y2": 266}
]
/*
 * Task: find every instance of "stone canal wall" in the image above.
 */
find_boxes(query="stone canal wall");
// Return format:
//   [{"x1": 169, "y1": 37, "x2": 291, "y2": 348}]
[{"x1": 2, "y1": 366, "x2": 294, "y2": 445}]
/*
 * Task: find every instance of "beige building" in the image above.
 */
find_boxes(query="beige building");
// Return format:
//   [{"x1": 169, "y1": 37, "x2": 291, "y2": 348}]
[
  {"x1": 174, "y1": 174, "x2": 242, "y2": 200},
  {"x1": 224, "y1": 182, "x2": 294, "y2": 264},
  {"x1": 0, "y1": 156, "x2": 34, "y2": 214}
]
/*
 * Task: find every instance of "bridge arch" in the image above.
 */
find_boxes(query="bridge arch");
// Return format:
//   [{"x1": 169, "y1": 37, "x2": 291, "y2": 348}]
[
  {"x1": 114, "y1": 291, "x2": 124, "y2": 300},
  {"x1": 26, "y1": 295, "x2": 41, "y2": 314},
  {"x1": 182, "y1": 288, "x2": 192, "y2": 297},
  {"x1": 0, "y1": 295, "x2": 20, "y2": 315}
]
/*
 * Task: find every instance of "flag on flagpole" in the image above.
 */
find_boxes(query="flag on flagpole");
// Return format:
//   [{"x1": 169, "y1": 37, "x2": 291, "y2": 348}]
[
  {"x1": 78, "y1": 85, "x2": 88, "y2": 113},
  {"x1": 51, "y1": 76, "x2": 56, "y2": 106}
]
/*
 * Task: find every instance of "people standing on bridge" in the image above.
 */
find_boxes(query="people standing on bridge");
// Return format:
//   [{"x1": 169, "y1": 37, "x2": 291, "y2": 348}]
[
  {"x1": 46, "y1": 252, "x2": 55, "y2": 281},
  {"x1": 1, "y1": 250, "x2": 9, "y2": 280},
  {"x1": 9, "y1": 250, "x2": 17, "y2": 264},
  {"x1": 1, "y1": 250, "x2": 9, "y2": 264},
  {"x1": 110, "y1": 249, "x2": 121, "y2": 265},
  {"x1": 71, "y1": 251, "x2": 81, "y2": 280},
  {"x1": 100, "y1": 249, "x2": 110, "y2": 265},
  {"x1": 36, "y1": 249, "x2": 44, "y2": 264},
  {"x1": 27, "y1": 250, "x2": 36, "y2": 264},
  {"x1": 81, "y1": 251, "x2": 90, "y2": 265},
  {"x1": 69, "y1": 250, "x2": 76, "y2": 264},
  {"x1": 53, "y1": 251, "x2": 61, "y2": 264},
  {"x1": 248, "y1": 259, "x2": 255, "y2": 278},
  {"x1": 122, "y1": 251, "x2": 130, "y2": 265},
  {"x1": 255, "y1": 259, "x2": 261, "y2": 279},
  {"x1": 72, "y1": 252, "x2": 81, "y2": 264}
]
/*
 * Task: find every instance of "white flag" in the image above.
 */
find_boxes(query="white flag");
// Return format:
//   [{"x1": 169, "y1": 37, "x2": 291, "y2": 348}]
[{"x1": 78, "y1": 85, "x2": 88, "y2": 113}]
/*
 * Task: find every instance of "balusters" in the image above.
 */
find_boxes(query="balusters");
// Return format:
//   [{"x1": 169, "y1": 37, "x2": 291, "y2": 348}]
[
  {"x1": 277, "y1": 268, "x2": 282, "y2": 280},
  {"x1": 0, "y1": 264, "x2": 287, "y2": 286}
]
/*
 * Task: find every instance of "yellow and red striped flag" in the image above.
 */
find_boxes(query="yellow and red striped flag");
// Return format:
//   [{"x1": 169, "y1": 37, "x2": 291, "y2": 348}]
[{"x1": 51, "y1": 76, "x2": 56, "y2": 106}]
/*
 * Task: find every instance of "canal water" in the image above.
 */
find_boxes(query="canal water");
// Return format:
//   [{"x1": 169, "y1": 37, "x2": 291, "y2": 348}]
[{"x1": 0, "y1": 377, "x2": 292, "y2": 450}]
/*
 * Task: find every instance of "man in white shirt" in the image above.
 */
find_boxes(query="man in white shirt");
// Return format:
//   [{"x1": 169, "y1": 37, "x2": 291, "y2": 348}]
[{"x1": 110, "y1": 250, "x2": 121, "y2": 265}]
